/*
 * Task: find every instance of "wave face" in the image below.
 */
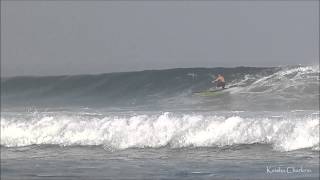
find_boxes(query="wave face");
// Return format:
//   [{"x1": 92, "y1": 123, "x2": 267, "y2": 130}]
[
  {"x1": 1, "y1": 65, "x2": 319, "y2": 110},
  {"x1": 1, "y1": 112, "x2": 319, "y2": 151}
]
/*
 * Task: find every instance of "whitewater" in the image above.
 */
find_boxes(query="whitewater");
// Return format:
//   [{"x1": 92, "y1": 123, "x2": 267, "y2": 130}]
[
  {"x1": 1, "y1": 65, "x2": 319, "y2": 179},
  {"x1": 1, "y1": 112, "x2": 319, "y2": 151}
]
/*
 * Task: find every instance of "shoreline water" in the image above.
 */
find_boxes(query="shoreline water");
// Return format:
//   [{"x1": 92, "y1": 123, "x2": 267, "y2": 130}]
[{"x1": 1, "y1": 144, "x2": 319, "y2": 180}]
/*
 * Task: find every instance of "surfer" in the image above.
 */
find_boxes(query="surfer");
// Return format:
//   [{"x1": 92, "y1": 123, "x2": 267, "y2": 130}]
[{"x1": 212, "y1": 74, "x2": 225, "y2": 89}]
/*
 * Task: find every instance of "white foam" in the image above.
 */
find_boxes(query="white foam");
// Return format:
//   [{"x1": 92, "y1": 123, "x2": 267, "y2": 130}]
[
  {"x1": 228, "y1": 65, "x2": 319, "y2": 96},
  {"x1": 1, "y1": 112, "x2": 319, "y2": 151}
]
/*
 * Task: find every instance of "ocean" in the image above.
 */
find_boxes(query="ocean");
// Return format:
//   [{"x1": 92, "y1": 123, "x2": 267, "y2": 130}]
[{"x1": 1, "y1": 65, "x2": 319, "y2": 179}]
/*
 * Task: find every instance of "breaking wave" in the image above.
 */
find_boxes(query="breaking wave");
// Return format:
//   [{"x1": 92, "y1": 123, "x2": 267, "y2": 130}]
[
  {"x1": 1, "y1": 65, "x2": 318, "y2": 110},
  {"x1": 1, "y1": 112, "x2": 319, "y2": 151}
]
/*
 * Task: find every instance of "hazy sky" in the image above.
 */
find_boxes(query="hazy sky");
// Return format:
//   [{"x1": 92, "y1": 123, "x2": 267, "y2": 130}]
[{"x1": 1, "y1": 1, "x2": 319, "y2": 77}]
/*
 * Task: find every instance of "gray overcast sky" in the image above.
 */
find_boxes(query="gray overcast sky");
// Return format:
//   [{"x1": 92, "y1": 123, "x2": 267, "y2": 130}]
[{"x1": 1, "y1": 1, "x2": 319, "y2": 77}]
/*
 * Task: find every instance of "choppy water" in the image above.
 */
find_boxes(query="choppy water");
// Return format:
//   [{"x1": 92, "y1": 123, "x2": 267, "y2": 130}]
[{"x1": 1, "y1": 65, "x2": 319, "y2": 179}]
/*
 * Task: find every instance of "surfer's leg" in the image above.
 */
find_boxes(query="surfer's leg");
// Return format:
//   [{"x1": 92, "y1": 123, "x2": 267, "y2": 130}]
[
  {"x1": 217, "y1": 82, "x2": 222, "y2": 88},
  {"x1": 217, "y1": 82, "x2": 225, "y2": 89}
]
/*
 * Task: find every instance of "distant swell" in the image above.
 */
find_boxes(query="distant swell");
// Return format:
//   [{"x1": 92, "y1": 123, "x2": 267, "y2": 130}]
[{"x1": 1, "y1": 112, "x2": 319, "y2": 151}]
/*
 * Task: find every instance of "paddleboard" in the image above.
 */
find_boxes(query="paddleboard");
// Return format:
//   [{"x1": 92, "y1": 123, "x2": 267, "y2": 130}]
[{"x1": 193, "y1": 88, "x2": 229, "y2": 97}]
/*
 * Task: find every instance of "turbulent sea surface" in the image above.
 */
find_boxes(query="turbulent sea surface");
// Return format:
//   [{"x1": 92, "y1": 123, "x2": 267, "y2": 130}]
[{"x1": 1, "y1": 65, "x2": 319, "y2": 179}]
